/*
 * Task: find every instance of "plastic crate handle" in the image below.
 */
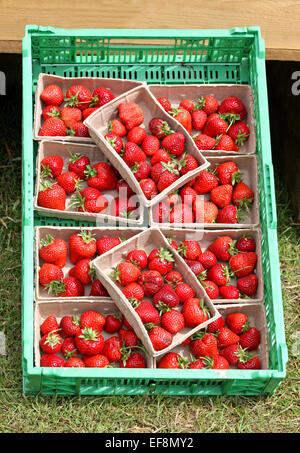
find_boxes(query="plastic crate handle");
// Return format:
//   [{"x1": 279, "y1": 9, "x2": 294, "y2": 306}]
[{"x1": 264, "y1": 162, "x2": 277, "y2": 229}]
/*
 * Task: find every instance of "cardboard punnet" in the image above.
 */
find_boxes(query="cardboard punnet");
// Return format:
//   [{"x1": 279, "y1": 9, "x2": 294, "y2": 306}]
[
  {"x1": 159, "y1": 228, "x2": 264, "y2": 303},
  {"x1": 84, "y1": 85, "x2": 210, "y2": 208},
  {"x1": 153, "y1": 303, "x2": 269, "y2": 370},
  {"x1": 34, "y1": 73, "x2": 145, "y2": 142},
  {"x1": 92, "y1": 227, "x2": 220, "y2": 358},
  {"x1": 35, "y1": 226, "x2": 145, "y2": 301},
  {"x1": 34, "y1": 140, "x2": 145, "y2": 225},
  {"x1": 148, "y1": 84, "x2": 256, "y2": 155},
  {"x1": 149, "y1": 154, "x2": 259, "y2": 229},
  {"x1": 34, "y1": 299, "x2": 153, "y2": 368}
]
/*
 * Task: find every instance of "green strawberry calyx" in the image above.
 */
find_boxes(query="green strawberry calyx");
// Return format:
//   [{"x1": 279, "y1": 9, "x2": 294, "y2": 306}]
[
  {"x1": 177, "y1": 357, "x2": 190, "y2": 369},
  {"x1": 78, "y1": 326, "x2": 100, "y2": 341},
  {"x1": 78, "y1": 229, "x2": 96, "y2": 244},
  {"x1": 105, "y1": 136, "x2": 118, "y2": 149},
  {"x1": 70, "y1": 191, "x2": 86, "y2": 212},
  {"x1": 64, "y1": 90, "x2": 90, "y2": 108},
  {"x1": 235, "y1": 196, "x2": 254, "y2": 212},
  {"x1": 161, "y1": 161, "x2": 180, "y2": 176},
  {"x1": 40, "y1": 234, "x2": 54, "y2": 248},
  {"x1": 128, "y1": 297, "x2": 141, "y2": 310},
  {"x1": 199, "y1": 299, "x2": 211, "y2": 319},
  {"x1": 40, "y1": 179, "x2": 55, "y2": 192},
  {"x1": 40, "y1": 164, "x2": 54, "y2": 179},
  {"x1": 235, "y1": 345, "x2": 253, "y2": 364},
  {"x1": 196, "y1": 270, "x2": 207, "y2": 283},
  {"x1": 84, "y1": 165, "x2": 97, "y2": 179},
  {"x1": 44, "y1": 330, "x2": 62, "y2": 348},
  {"x1": 44, "y1": 279, "x2": 66, "y2": 296},
  {"x1": 68, "y1": 150, "x2": 83, "y2": 163},
  {"x1": 157, "y1": 247, "x2": 174, "y2": 263},
  {"x1": 156, "y1": 301, "x2": 171, "y2": 316},
  {"x1": 88, "y1": 263, "x2": 96, "y2": 281},
  {"x1": 234, "y1": 131, "x2": 249, "y2": 146}
]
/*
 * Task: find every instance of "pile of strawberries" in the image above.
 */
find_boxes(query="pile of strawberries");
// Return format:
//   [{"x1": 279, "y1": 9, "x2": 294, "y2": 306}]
[
  {"x1": 156, "y1": 94, "x2": 250, "y2": 152},
  {"x1": 39, "y1": 309, "x2": 147, "y2": 368},
  {"x1": 165, "y1": 235, "x2": 259, "y2": 300},
  {"x1": 39, "y1": 231, "x2": 133, "y2": 298},
  {"x1": 37, "y1": 150, "x2": 138, "y2": 217},
  {"x1": 157, "y1": 312, "x2": 261, "y2": 369},
  {"x1": 104, "y1": 101, "x2": 200, "y2": 200},
  {"x1": 39, "y1": 83, "x2": 115, "y2": 137},
  {"x1": 110, "y1": 246, "x2": 211, "y2": 352},
  {"x1": 152, "y1": 160, "x2": 254, "y2": 224}
]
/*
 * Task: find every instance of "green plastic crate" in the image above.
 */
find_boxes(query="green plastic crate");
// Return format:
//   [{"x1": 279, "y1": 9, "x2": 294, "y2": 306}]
[{"x1": 22, "y1": 25, "x2": 287, "y2": 395}]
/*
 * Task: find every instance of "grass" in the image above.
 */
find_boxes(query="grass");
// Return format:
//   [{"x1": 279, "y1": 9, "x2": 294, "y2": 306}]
[{"x1": 0, "y1": 85, "x2": 299, "y2": 434}]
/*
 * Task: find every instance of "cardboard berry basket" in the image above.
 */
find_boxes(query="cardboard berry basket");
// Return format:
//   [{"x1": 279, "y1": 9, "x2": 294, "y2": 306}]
[
  {"x1": 34, "y1": 73, "x2": 146, "y2": 142},
  {"x1": 84, "y1": 85, "x2": 210, "y2": 208},
  {"x1": 35, "y1": 226, "x2": 145, "y2": 301},
  {"x1": 159, "y1": 228, "x2": 264, "y2": 304},
  {"x1": 153, "y1": 303, "x2": 269, "y2": 370},
  {"x1": 149, "y1": 154, "x2": 259, "y2": 229},
  {"x1": 34, "y1": 299, "x2": 153, "y2": 368},
  {"x1": 92, "y1": 227, "x2": 220, "y2": 358},
  {"x1": 148, "y1": 84, "x2": 256, "y2": 155},
  {"x1": 34, "y1": 140, "x2": 145, "y2": 225}
]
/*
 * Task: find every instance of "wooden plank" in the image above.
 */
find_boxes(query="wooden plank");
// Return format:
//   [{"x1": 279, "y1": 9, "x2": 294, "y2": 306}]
[{"x1": 0, "y1": 0, "x2": 300, "y2": 60}]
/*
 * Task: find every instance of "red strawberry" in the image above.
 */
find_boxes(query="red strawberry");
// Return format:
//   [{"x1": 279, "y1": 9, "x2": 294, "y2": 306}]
[
  {"x1": 91, "y1": 87, "x2": 115, "y2": 107},
  {"x1": 68, "y1": 121, "x2": 90, "y2": 137},
  {"x1": 179, "y1": 99, "x2": 194, "y2": 112},
  {"x1": 102, "y1": 336, "x2": 123, "y2": 362},
  {"x1": 40, "y1": 354, "x2": 65, "y2": 367},
  {"x1": 237, "y1": 356, "x2": 261, "y2": 369},
  {"x1": 123, "y1": 142, "x2": 147, "y2": 167},
  {"x1": 57, "y1": 171, "x2": 81, "y2": 194},
  {"x1": 178, "y1": 153, "x2": 198, "y2": 176},
  {"x1": 132, "y1": 161, "x2": 151, "y2": 181},
  {"x1": 39, "y1": 263, "x2": 64, "y2": 288},
  {"x1": 68, "y1": 152, "x2": 90, "y2": 179},
  {"x1": 180, "y1": 186, "x2": 197, "y2": 205},
  {"x1": 104, "y1": 314, "x2": 122, "y2": 334},
  {"x1": 70, "y1": 258, "x2": 95, "y2": 285},
  {"x1": 158, "y1": 352, "x2": 189, "y2": 369},
  {"x1": 191, "y1": 109, "x2": 207, "y2": 130},
  {"x1": 40, "y1": 315, "x2": 59, "y2": 336},
  {"x1": 198, "y1": 251, "x2": 217, "y2": 270},
  {"x1": 46, "y1": 276, "x2": 84, "y2": 297},
  {"x1": 207, "y1": 263, "x2": 231, "y2": 286},
  {"x1": 165, "y1": 270, "x2": 183, "y2": 286},
  {"x1": 65, "y1": 84, "x2": 92, "y2": 110},
  {"x1": 116, "y1": 179, "x2": 135, "y2": 197},
  {"x1": 228, "y1": 121, "x2": 250, "y2": 146},
  {"x1": 237, "y1": 274, "x2": 258, "y2": 297},
  {"x1": 215, "y1": 161, "x2": 242, "y2": 185},
  {"x1": 127, "y1": 126, "x2": 147, "y2": 144},
  {"x1": 216, "y1": 205, "x2": 240, "y2": 224},
  {"x1": 236, "y1": 236, "x2": 256, "y2": 252},
  {"x1": 111, "y1": 261, "x2": 141, "y2": 286},
  {"x1": 83, "y1": 354, "x2": 109, "y2": 368},
  {"x1": 108, "y1": 119, "x2": 127, "y2": 137},
  {"x1": 60, "y1": 315, "x2": 81, "y2": 337},
  {"x1": 149, "y1": 118, "x2": 173, "y2": 139},
  {"x1": 40, "y1": 117, "x2": 67, "y2": 136},
  {"x1": 239, "y1": 327, "x2": 260, "y2": 351},
  {"x1": 190, "y1": 332, "x2": 219, "y2": 358},
  {"x1": 133, "y1": 300, "x2": 160, "y2": 325},
  {"x1": 147, "y1": 325, "x2": 173, "y2": 351},
  {"x1": 161, "y1": 309, "x2": 185, "y2": 334},
  {"x1": 148, "y1": 248, "x2": 174, "y2": 275},
  {"x1": 196, "y1": 95, "x2": 219, "y2": 116},
  {"x1": 126, "y1": 250, "x2": 148, "y2": 269},
  {"x1": 40, "y1": 331, "x2": 62, "y2": 354},
  {"x1": 75, "y1": 327, "x2": 104, "y2": 356},
  {"x1": 208, "y1": 236, "x2": 235, "y2": 261},
  {"x1": 65, "y1": 357, "x2": 85, "y2": 368},
  {"x1": 232, "y1": 182, "x2": 254, "y2": 210},
  {"x1": 175, "y1": 283, "x2": 195, "y2": 303},
  {"x1": 140, "y1": 178, "x2": 158, "y2": 200},
  {"x1": 219, "y1": 96, "x2": 247, "y2": 121},
  {"x1": 123, "y1": 283, "x2": 145, "y2": 301},
  {"x1": 118, "y1": 102, "x2": 144, "y2": 130},
  {"x1": 141, "y1": 135, "x2": 160, "y2": 156},
  {"x1": 201, "y1": 280, "x2": 219, "y2": 299},
  {"x1": 138, "y1": 270, "x2": 164, "y2": 296},
  {"x1": 193, "y1": 199, "x2": 218, "y2": 224},
  {"x1": 60, "y1": 106, "x2": 82, "y2": 128},
  {"x1": 61, "y1": 337, "x2": 79, "y2": 358},
  {"x1": 184, "y1": 260, "x2": 206, "y2": 279},
  {"x1": 161, "y1": 132, "x2": 185, "y2": 157},
  {"x1": 151, "y1": 200, "x2": 170, "y2": 223},
  {"x1": 41, "y1": 155, "x2": 64, "y2": 178},
  {"x1": 226, "y1": 313, "x2": 249, "y2": 335},
  {"x1": 219, "y1": 343, "x2": 245, "y2": 366},
  {"x1": 157, "y1": 166, "x2": 179, "y2": 193},
  {"x1": 189, "y1": 359, "x2": 205, "y2": 369},
  {"x1": 38, "y1": 181, "x2": 66, "y2": 211},
  {"x1": 215, "y1": 135, "x2": 239, "y2": 152},
  {"x1": 118, "y1": 329, "x2": 139, "y2": 348},
  {"x1": 42, "y1": 105, "x2": 61, "y2": 121},
  {"x1": 217, "y1": 327, "x2": 240, "y2": 349},
  {"x1": 206, "y1": 316, "x2": 225, "y2": 333},
  {"x1": 40, "y1": 234, "x2": 67, "y2": 268},
  {"x1": 181, "y1": 298, "x2": 210, "y2": 327},
  {"x1": 178, "y1": 240, "x2": 202, "y2": 260},
  {"x1": 120, "y1": 352, "x2": 146, "y2": 368},
  {"x1": 90, "y1": 279, "x2": 109, "y2": 297},
  {"x1": 69, "y1": 230, "x2": 97, "y2": 264},
  {"x1": 229, "y1": 252, "x2": 257, "y2": 278},
  {"x1": 202, "y1": 114, "x2": 228, "y2": 137},
  {"x1": 166, "y1": 237, "x2": 178, "y2": 251},
  {"x1": 86, "y1": 162, "x2": 118, "y2": 191},
  {"x1": 170, "y1": 108, "x2": 192, "y2": 133},
  {"x1": 41, "y1": 84, "x2": 64, "y2": 106},
  {"x1": 82, "y1": 107, "x2": 98, "y2": 120},
  {"x1": 193, "y1": 171, "x2": 218, "y2": 194},
  {"x1": 157, "y1": 96, "x2": 171, "y2": 112},
  {"x1": 110, "y1": 196, "x2": 137, "y2": 218},
  {"x1": 104, "y1": 132, "x2": 123, "y2": 154},
  {"x1": 150, "y1": 148, "x2": 172, "y2": 166},
  {"x1": 170, "y1": 203, "x2": 194, "y2": 223},
  {"x1": 219, "y1": 285, "x2": 240, "y2": 299},
  {"x1": 193, "y1": 134, "x2": 216, "y2": 150},
  {"x1": 153, "y1": 284, "x2": 180, "y2": 310},
  {"x1": 72, "y1": 187, "x2": 108, "y2": 213},
  {"x1": 210, "y1": 184, "x2": 233, "y2": 208},
  {"x1": 96, "y1": 237, "x2": 121, "y2": 256}
]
